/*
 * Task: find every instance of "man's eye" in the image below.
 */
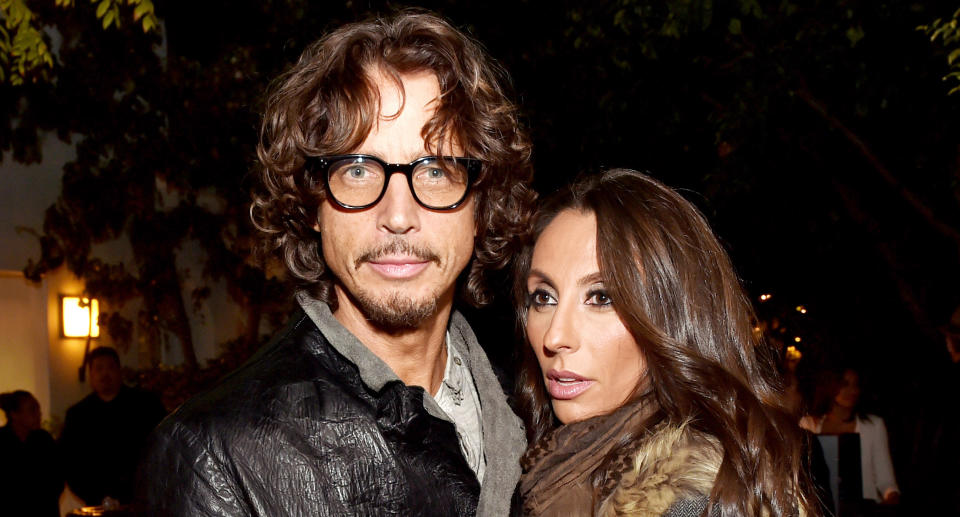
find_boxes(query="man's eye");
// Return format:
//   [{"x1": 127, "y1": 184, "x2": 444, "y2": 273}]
[
  {"x1": 416, "y1": 166, "x2": 449, "y2": 183},
  {"x1": 347, "y1": 167, "x2": 367, "y2": 178}
]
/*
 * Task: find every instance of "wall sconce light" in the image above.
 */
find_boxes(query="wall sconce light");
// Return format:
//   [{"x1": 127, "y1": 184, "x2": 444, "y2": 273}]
[{"x1": 61, "y1": 295, "x2": 100, "y2": 338}]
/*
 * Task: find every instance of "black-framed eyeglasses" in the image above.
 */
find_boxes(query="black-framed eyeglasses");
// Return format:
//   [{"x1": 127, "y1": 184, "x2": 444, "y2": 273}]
[{"x1": 306, "y1": 154, "x2": 482, "y2": 210}]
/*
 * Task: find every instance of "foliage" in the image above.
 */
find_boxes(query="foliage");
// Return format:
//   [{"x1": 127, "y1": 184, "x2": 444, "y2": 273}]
[
  {"x1": 0, "y1": 0, "x2": 158, "y2": 85},
  {"x1": 447, "y1": 0, "x2": 960, "y2": 367},
  {"x1": 919, "y1": 7, "x2": 960, "y2": 95},
  {"x1": 132, "y1": 335, "x2": 264, "y2": 411},
  {"x1": 5, "y1": 0, "x2": 960, "y2": 424},
  {"x1": 8, "y1": 0, "x2": 300, "y2": 370},
  {"x1": 0, "y1": 0, "x2": 53, "y2": 85}
]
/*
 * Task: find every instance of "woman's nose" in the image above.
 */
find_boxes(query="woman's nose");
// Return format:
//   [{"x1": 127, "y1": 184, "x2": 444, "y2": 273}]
[{"x1": 540, "y1": 304, "x2": 579, "y2": 355}]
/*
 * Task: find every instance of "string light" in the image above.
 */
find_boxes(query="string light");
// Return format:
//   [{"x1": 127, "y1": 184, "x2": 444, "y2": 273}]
[
  {"x1": 795, "y1": 305, "x2": 807, "y2": 314},
  {"x1": 794, "y1": 336, "x2": 802, "y2": 343},
  {"x1": 759, "y1": 293, "x2": 772, "y2": 302}
]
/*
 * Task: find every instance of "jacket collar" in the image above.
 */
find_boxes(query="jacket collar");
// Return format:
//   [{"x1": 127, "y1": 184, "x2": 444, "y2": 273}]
[{"x1": 295, "y1": 292, "x2": 526, "y2": 517}]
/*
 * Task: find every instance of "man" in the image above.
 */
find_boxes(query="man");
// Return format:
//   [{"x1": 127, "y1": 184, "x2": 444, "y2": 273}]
[
  {"x1": 60, "y1": 346, "x2": 166, "y2": 506},
  {"x1": 139, "y1": 11, "x2": 534, "y2": 516},
  {"x1": 915, "y1": 307, "x2": 960, "y2": 512}
]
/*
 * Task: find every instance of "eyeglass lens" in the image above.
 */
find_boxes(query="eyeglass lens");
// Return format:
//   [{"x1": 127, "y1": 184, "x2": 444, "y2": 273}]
[{"x1": 326, "y1": 157, "x2": 470, "y2": 208}]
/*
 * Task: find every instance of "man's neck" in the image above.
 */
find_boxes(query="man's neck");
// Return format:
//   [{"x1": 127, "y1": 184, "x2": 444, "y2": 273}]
[
  {"x1": 11, "y1": 423, "x2": 30, "y2": 442},
  {"x1": 332, "y1": 293, "x2": 451, "y2": 395},
  {"x1": 97, "y1": 389, "x2": 120, "y2": 403}
]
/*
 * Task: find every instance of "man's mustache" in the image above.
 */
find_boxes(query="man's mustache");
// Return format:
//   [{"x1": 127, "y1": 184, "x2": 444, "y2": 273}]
[{"x1": 354, "y1": 239, "x2": 441, "y2": 271}]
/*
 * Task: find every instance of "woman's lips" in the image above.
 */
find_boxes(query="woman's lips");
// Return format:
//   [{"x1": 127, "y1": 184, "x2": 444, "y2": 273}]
[{"x1": 545, "y1": 370, "x2": 594, "y2": 400}]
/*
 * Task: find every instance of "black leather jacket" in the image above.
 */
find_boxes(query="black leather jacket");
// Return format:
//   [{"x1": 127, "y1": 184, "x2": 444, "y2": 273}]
[{"x1": 138, "y1": 299, "x2": 525, "y2": 516}]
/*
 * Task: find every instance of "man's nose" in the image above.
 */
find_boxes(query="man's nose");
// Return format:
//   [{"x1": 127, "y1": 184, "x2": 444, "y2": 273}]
[{"x1": 376, "y1": 172, "x2": 421, "y2": 234}]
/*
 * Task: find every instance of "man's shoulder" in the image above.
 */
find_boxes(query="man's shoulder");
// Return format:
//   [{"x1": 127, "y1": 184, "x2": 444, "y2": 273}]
[
  {"x1": 65, "y1": 392, "x2": 101, "y2": 418},
  {"x1": 154, "y1": 312, "x2": 354, "y2": 441},
  {"x1": 117, "y1": 385, "x2": 161, "y2": 405}
]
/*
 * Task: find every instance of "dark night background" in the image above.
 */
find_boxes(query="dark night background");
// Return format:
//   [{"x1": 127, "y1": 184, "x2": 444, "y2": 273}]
[{"x1": 3, "y1": 0, "x2": 959, "y2": 511}]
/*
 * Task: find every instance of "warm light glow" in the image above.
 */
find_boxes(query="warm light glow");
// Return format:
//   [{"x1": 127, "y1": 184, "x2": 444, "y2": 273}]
[
  {"x1": 794, "y1": 336, "x2": 802, "y2": 343},
  {"x1": 795, "y1": 305, "x2": 807, "y2": 314},
  {"x1": 786, "y1": 345, "x2": 802, "y2": 361},
  {"x1": 759, "y1": 293, "x2": 772, "y2": 302},
  {"x1": 62, "y1": 296, "x2": 100, "y2": 338}
]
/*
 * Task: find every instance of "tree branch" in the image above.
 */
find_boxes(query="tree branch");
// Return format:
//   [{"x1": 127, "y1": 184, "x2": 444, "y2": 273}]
[
  {"x1": 831, "y1": 178, "x2": 940, "y2": 343},
  {"x1": 796, "y1": 85, "x2": 960, "y2": 254}
]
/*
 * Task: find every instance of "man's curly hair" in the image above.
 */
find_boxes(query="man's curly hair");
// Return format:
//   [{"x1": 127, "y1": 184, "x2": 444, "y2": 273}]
[{"x1": 251, "y1": 10, "x2": 535, "y2": 308}]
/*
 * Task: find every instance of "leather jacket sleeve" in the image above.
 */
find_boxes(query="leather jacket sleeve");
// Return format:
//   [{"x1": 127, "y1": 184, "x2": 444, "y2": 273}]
[{"x1": 139, "y1": 421, "x2": 249, "y2": 516}]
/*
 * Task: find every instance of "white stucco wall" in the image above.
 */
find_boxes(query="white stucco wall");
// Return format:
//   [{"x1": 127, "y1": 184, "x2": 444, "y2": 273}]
[
  {"x1": 1, "y1": 136, "x2": 242, "y2": 426},
  {"x1": 0, "y1": 271, "x2": 50, "y2": 426}
]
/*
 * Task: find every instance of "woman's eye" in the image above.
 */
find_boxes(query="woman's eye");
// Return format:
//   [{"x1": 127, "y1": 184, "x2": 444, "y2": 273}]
[
  {"x1": 586, "y1": 289, "x2": 612, "y2": 306},
  {"x1": 347, "y1": 167, "x2": 367, "y2": 178},
  {"x1": 527, "y1": 289, "x2": 556, "y2": 309},
  {"x1": 426, "y1": 167, "x2": 445, "y2": 179}
]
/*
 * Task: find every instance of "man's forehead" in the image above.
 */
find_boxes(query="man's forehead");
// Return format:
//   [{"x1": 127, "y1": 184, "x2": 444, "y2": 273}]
[
  {"x1": 368, "y1": 69, "x2": 440, "y2": 120},
  {"x1": 352, "y1": 69, "x2": 461, "y2": 158}
]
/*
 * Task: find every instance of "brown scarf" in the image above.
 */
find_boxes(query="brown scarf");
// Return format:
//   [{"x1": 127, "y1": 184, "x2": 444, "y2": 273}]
[{"x1": 519, "y1": 400, "x2": 656, "y2": 516}]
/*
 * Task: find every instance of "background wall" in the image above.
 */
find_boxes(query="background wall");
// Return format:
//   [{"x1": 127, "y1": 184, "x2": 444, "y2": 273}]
[
  {"x1": 1, "y1": 136, "x2": 237, "y2": 427},
  {"x1": 0, "y1": 271, "x2": 49, "y2": 426}
]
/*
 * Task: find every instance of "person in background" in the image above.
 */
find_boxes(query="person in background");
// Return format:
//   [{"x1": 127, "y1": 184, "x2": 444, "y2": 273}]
[
  {"x1": 910, "y1": 307, "x2": 960, "y2": 513},
  {"x1": 800, "y1": 366, "x2": 900, "y2": 506},
  {"x1": 0, "y1": 390, "x2": 62, "y2": 517},
  {"x1": 514, "y1": 169, "x2": 818, "y2": 516},
  {"x1": 931, "y1": 309, "x2": 960, "y2": 513},
  {"x1": 60, "y1": 346, "x2": 166, "y2": 506}
]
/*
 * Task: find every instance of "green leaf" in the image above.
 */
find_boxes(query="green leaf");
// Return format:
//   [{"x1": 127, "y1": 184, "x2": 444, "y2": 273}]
[
  {"x1": 102, "y1": 9, "x2": 115, "y2": 29},
  {"x1": 846, "y1": 25, "x2": 864, "y2": 47},
  {"x1": 948, "y1": 48, "x2": 960, "y2": 65},
  {"x1": 133, "y1": 2, "x2": 149, "y2": 21},
  {"x1": 729, "y1": 18, "x2": 742, "y2": 35},
  {"x1": 96, "y1": 0, "x2": 110, "y2": 18}
]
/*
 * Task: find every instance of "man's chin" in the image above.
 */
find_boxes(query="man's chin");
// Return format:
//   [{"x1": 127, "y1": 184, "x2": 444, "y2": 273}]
[{"x1": 352, "y1": 291, "x2": 439, "y2": 332}]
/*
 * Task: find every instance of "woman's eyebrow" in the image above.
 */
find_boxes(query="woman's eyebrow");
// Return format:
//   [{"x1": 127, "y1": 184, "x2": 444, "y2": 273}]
[
  {"x1": 579, "y1": 272, "x2": 603, "y2": 287},
  {"x1": 527, "y1": 268, "x2": 555, "y2": 289}
]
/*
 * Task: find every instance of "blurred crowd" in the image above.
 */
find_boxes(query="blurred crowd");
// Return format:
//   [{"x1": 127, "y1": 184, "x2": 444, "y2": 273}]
[
  {"x1": 781, "y1": 307, "x2": 960, "y2": 516},
  {"x1": 1, "y1": 347, "x2": 165, "y2": 516}
]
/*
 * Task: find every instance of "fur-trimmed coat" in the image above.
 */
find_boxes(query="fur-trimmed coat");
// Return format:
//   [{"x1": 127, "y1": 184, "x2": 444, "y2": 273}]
[{"x1": 598, "y1": 421, "x2": 722, "y2": 517}]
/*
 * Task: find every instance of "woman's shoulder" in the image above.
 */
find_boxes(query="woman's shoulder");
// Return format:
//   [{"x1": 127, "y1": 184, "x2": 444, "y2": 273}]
[
  {"x1": 600, "y1": 419, "x2": 722, "y2": 517},
  {"x1": 799, "y1": 414, "x2": 823, "y2": 433},
  {"x1": 857, "y1": 413, "x2": 887, "y2": 431}
]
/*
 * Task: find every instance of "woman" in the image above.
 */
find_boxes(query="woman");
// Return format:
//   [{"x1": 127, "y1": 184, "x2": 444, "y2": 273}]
[
  {"x1": 800, "y1": 367, "x2": 899, "y2": 505},
  {"x1": 515, "y1": 170, "x2": 818, "y2": 516},
  {"x1": 0, "y1": 390, "x2": 63, "y2": 517}
]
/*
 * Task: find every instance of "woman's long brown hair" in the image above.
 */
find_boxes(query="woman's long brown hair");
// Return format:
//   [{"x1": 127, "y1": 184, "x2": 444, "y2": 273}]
[{"x1": 515, "y1": 169, "x2": 819, "y2": 516}]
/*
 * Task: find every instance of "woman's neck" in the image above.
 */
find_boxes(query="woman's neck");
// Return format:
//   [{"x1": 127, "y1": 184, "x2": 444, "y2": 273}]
[{"x1": 828, "y1": 404, "x2": 854, "y2": 422}]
